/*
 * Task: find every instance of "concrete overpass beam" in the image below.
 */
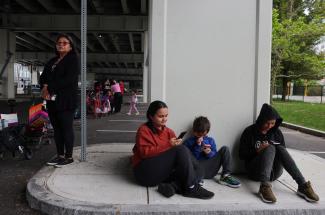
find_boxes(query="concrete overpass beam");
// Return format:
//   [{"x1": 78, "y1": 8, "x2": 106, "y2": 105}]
[
  {"x1": 9, "y1": 15, "x2": 148, "y2": 32},
  {"x1": 15, "y1": 52, "x2": 144, "y2": 64}
]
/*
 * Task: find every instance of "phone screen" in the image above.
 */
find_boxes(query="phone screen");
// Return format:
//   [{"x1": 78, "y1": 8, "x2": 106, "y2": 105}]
[{"x1": 177, "y1": 131, "x2": 187, "y2": 139}]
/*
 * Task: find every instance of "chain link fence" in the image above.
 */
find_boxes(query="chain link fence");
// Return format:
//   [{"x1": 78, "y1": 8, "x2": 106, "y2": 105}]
[{"x1": 273, "y1": 85, "x2": 325, "y2": 103}]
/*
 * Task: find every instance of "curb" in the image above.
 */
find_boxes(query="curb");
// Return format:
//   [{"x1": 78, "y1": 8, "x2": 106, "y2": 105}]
[
  {"x1": 26, "y1": 147, "x2": 325, "y2": 215},
  {"x1": 282, "y1": 122, "x2": 325, "y2": 138},
  {"x1": 26, "y1": 166, "x2": 325, "y2": 215}
]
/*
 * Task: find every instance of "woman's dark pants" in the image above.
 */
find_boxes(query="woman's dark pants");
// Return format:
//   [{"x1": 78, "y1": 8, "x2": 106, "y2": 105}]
[
  {"x1": 133, "y1": 145, "x2": 203, "y2": 191},
  {"x1": 48, "y1": 110, "x2": 75, "y2": 158}
]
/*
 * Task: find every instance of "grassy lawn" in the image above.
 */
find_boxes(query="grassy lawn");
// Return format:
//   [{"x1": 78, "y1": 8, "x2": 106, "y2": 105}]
[{"x1": 272, "y1": 100, "x2": 325, "y2": 132}]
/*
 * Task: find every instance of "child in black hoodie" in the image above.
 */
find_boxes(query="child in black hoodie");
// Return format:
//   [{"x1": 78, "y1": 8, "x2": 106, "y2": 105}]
[{"x1": 239, "y1": 103, "x2": 319, "y2": 204}]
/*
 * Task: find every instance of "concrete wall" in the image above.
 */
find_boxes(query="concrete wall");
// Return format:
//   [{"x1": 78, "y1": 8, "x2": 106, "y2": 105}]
[{"x1": 149, "y1": 0, "x2": 272, "y2": 171}]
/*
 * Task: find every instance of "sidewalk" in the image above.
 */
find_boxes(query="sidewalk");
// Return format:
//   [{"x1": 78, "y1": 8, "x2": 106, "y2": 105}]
[{"x1": 27, "y1": 143, "x2": 325, "y2": 215}]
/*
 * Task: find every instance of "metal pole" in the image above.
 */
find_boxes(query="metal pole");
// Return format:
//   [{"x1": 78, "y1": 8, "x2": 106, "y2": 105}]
[
  {"x1": 80, "y1": 0, "x2": 87, "y2": 161},
  {"x1": 321, "y1": 86, "x2": 323, "y2": 104}
]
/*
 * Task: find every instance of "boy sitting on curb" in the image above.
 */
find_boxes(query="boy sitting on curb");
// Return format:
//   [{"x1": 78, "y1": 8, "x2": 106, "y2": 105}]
[{"x1": 184, "y1": 116, "x2": 241, "y2": 188}]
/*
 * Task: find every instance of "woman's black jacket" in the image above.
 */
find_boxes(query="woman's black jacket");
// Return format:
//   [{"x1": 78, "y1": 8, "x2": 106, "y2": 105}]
[{"x1": 40, "y1": 51, "x2": 80, "y2": 112}]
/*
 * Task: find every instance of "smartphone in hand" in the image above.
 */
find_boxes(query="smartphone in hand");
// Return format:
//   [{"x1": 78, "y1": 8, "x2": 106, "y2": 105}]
[
  {"x1": 270, "y1": 140, "x2": 281, "y2": 145},
  {"x1": 202, "y1": 144, "x2": 211, "y2": 150},
  {"x1": 177, "y1": 131, "x2": 187, "y2": 139}
]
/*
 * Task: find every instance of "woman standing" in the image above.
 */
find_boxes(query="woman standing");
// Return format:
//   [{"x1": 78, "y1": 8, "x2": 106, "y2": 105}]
[
  {"x1": 132, "y1": 100, "x2": 214, "y2": 199},
  {"x1": 40, "y1": 34, "x2": 79, "y2": 168},
  {"x1": 110, "y1": 80, "x2": 122, "y2": 113}
]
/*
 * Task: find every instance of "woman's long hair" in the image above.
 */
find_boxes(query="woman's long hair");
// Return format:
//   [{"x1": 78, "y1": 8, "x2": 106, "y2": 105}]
[
  {"x1": 54, "y1": 33, "x2": 79, "y2": 56},
  {"x1": 146, "y1": 100, "x2": 168, "y2": 134}
]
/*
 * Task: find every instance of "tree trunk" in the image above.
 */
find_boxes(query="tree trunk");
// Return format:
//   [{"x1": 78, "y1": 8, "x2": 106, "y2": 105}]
[
  {"x1": 281, "y1": 77, "x2": 288, "y2": 101},
  {"x1": 287, "y1": 0, "x2": 294, "y2": 18}
]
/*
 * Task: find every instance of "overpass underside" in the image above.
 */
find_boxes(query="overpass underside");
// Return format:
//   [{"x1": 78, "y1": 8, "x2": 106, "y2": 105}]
[{"x1": 0, "y1": 0, "x2": 148, "y2": 98}]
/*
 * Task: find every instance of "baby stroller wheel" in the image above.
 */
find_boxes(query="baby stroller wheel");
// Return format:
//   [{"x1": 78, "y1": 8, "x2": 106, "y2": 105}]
[{"x1": 23, "y1": 148, "x2": 33, "y2": 160}]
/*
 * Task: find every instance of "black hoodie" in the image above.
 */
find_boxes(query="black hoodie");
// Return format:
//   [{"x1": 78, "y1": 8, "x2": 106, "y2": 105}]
[{"x1": 239, "y1": 103, "x2": 285, "y2": 162}]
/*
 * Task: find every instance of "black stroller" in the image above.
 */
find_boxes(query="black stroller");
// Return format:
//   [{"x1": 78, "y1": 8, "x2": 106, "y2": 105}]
[{"x1": 0, "y1": 124, "x2": 33, "y2": 160}]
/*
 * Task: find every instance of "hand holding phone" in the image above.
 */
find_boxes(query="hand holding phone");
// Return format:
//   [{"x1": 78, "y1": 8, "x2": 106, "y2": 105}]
[
  {"x1": 196, "y1": 137, "x2": 204, "y2": 145},
  {"x1": 270, "y1": 140, "x2": 281, "y2": 145},
  {"x1": 202, "y1": 144, "x2": 212, "y2": 154},
  {"x1": 202, "y1": 144, "x2": 211, "y2": 149},
  {"x1": 177, "y1": 131, "x2": 187, "y2": 139},
  {"x1": 256, "y1": 141, "x2": 270, "y2": 153}
]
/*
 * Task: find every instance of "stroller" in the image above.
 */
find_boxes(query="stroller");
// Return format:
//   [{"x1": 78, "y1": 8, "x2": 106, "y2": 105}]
[
  {"x1": 0, "y1": 116, "x2": 33, "y2": 160},
  {"x1": 24, "y1": 103, "x2": 53, "y2": 147}
]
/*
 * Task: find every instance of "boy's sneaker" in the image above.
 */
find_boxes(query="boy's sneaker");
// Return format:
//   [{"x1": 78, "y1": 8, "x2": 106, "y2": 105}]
[
  {"x1": 218, "y1": 175, "x2": 241, "y2": 188},
  {"x1": 54, "y1": 158, "x2": 74, "y2": 168},
  {"x1": 158, "y1": 183, "x2": 176, "y2": 198},
  {"x1": 183, "y1": 184, "x2": 214, "y2": 199},
  {"x1": 126, "y1": 112, "x2": 131, "y2": 115},
  {"x1": 258, "y1": 183, "x2": 276, "y2": 203},
  {"x1": 135, "y1": 112, "x2": 140, "y2": 115},
  {"x1": 46, "y1": 157, "x2": 65, "y2": 166},
  {"x1": 297, "y1": 181, "x2": 319, "y2": 202}
]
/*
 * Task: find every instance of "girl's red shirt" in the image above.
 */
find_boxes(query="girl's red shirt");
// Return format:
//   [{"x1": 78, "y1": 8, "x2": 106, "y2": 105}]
[{"x1": 131, "y1": 124, "x2": 176, "y2": 167}]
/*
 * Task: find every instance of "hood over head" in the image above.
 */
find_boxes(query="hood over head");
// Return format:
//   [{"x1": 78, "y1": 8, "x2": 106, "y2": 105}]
[{"x1": 256, "y1": 103, "x2": 283, "y2": 132}]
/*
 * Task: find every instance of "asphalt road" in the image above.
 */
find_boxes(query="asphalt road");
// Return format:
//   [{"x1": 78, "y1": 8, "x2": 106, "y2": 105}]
[{"x1": 281, "y1": 127, "x2": 325, "y2": 159}]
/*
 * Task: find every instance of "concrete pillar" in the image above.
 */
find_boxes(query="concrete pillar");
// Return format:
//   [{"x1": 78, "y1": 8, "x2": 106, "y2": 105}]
[
  {"x1": 142, "y1": 31, "x2": 149, "y2": 103},
  {"x1": 31, "y1": 66, "x2": 38, "y2": 85},
  {"x1": 148, "y1": 0, "x2": 167, "y2": 101},
  {"x1": 253, "y1": 0, "x2": 273, "y2": 119},
  {"x1": 288, "y1": 82, "x2": 294, "y2": 96},
  {"x1": 0, "y1": 29, "x2": 16, "y2": 99},
  {"x1": 148, "y1": 0, "x2": 272, "y2": 171},
  {"x1": 87, "y1": 73, "x2": 95, "y2": 87},
  {"x1": 87, "y1": 73, "x2": 95, "y2": 82},
  {"x1": 37, "y1": 66, "x2": 44, "y2": 85}
]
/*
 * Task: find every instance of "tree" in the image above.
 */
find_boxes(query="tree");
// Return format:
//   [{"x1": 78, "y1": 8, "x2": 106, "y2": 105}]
[{"x1": 271, "y1": 0, "x2": 325, "y2": 101}]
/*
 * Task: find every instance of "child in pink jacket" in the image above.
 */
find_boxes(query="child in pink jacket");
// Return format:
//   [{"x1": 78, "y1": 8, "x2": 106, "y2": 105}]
[{"x1": 127, "y1": 89, "x2": 139, "y2": 115}]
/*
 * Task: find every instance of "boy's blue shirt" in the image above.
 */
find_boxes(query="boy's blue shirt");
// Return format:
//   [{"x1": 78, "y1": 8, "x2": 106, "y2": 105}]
[{"x1": 184, "y1": 136, "x2": 217, "y2": 160}]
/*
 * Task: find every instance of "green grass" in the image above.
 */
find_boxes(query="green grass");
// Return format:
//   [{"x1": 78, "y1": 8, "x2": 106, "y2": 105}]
[{"x1": 272, "y1": 100, "x2": 325, "y2": 131}]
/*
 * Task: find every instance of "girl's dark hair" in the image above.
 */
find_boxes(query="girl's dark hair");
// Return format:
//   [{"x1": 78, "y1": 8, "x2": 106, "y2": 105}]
[
  {"x1": 146, "y1": 100, "x2": 168, "y2": 134},
  {"x1": 55, "y1": 33, "x2": 78, "y2": 56},
  {"x1": 192, "y1": 116, "x2": 210, "y2": 133}
]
